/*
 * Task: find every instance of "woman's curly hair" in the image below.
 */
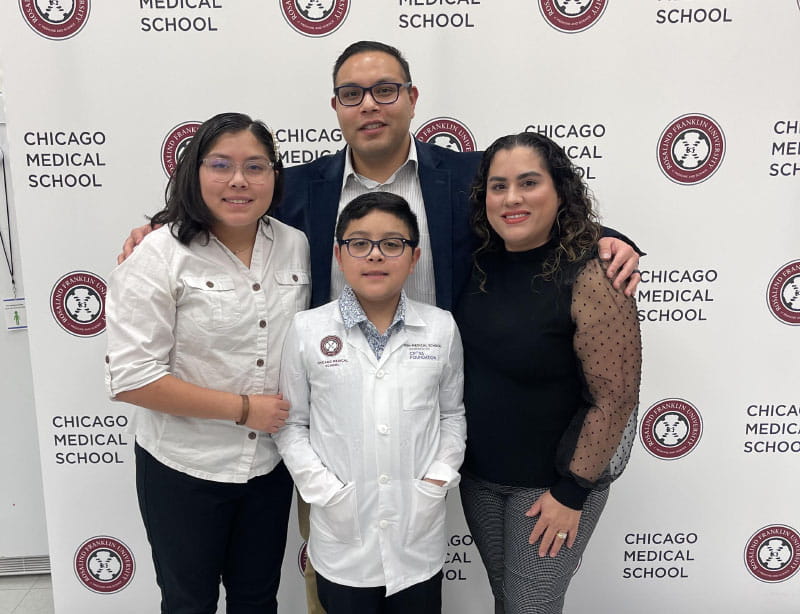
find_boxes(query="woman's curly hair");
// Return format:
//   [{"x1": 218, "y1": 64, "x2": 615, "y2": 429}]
[{"x1": 469, "y1": 131, "x2": 601, "y2": 289}]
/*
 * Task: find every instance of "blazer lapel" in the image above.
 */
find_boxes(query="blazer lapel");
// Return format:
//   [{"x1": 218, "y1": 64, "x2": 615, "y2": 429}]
[
  {"x1": 307, "y1": 149, "x2": 347, "y2": 307},
  {"x1": 416, "y1": 141, "x2": 454, "y2": 310}
]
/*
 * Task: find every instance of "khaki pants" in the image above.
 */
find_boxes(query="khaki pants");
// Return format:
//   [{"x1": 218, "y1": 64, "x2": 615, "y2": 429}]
[{"x1": 297, "y1": 494, "x2": 327, "y2": 614}]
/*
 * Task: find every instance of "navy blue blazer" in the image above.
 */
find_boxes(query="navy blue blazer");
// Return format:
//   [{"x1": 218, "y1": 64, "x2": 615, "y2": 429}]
[{"x1": 274, "y1": 140, "x2": 483, "y2": 310}]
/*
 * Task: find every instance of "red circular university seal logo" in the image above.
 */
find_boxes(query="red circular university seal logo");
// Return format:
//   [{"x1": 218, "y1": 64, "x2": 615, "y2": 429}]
[
  {"x1": 19, "y1": 0, "x2": 90, "y2": 40},
  {"x1": 744, "y1": 525, "x2": 800, "y2": 583},
  {"x1": 657, "y1": 114, "x2": 725, "y2": 185},
  {"x1": 415, "y1": 117, "x2": 477, "y2": 153},
  {"x1": 298, "y1": 542, "x2": 309, "y2": 575},
  {"x1": 539, "y1": 0, "x2": 607, "y2": 33},
  {"x1": 639, "y1": 398, "x2": 702, "y2": 460},
  {"x1": 766, "y1": 260, "x2": 800, "y2": 326},
  {"x1": 50, "y1": 271, "x2": 106, "y2": 337},
  {"x1": 161, "y1": 121, "x2": 201, "y2": 176},
  {"x1": 74, "y1": 536, "x2": 135, "y2": 594},
  {"x1": 320, "y1": 335, "x2": 343, "y2": 357},
  {"x1": 280, "y1": 0, "x2": 349, "y2": 37}
]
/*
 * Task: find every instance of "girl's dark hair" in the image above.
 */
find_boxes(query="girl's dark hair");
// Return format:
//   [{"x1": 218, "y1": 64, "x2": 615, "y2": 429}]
[
  {"x1": 151, "y1": 112, "x2": 283, "y2": 246},
  {"x1": 469, "y1": 131, "x2": 601, "y2": 288}
]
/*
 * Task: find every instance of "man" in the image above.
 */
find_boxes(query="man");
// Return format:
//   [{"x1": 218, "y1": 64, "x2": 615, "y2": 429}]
[
  {"x1": 273, "y1": 41, "x2": 638, "y2": 311},
  {"x1": 120, "y1": 41, "x2": 641, "y2": 614}
]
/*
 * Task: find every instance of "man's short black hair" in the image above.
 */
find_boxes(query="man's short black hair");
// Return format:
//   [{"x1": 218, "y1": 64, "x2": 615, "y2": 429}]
[{"x1": 332, "y1": 41, "x2": 412, "y2": 85}]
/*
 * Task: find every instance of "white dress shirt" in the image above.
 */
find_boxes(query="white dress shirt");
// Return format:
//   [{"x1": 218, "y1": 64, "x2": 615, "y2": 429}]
[
  {"x1": 274, "y1": 297, "x2": 466, "y2": 595},
  {"x1": 105, "y1": 219, "x2": 310, "y2": 483},
  {"x1": 333, "y1": 138, "x2": 436, "y2": 305}
]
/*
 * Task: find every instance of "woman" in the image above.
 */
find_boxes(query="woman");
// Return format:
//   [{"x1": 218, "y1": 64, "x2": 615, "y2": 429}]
[
  {"x1": 454, "y1": 132, "x2": 642, "y2": 614},
  {"x1": 105, "y1": 112, "x2": 310, "y2": 613}
]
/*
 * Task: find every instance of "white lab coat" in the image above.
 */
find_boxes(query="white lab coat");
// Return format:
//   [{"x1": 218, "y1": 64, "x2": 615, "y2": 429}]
[{"x1": 275, "y1": 298, "x2": 466, "y2": 595}]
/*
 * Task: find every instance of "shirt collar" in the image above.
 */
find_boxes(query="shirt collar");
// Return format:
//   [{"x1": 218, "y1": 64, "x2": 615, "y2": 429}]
[
  {"x1": 342, "y1": 135, "x2": 419, "y2": 190},
  {"x1": 339, "y1": 285, "x2": 407, "y2": 330}
]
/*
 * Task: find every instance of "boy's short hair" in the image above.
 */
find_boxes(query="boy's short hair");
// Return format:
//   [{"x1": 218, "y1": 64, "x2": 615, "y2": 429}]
[{"x1": 335, "y1": 192, "x2": 420, "y2": 245}]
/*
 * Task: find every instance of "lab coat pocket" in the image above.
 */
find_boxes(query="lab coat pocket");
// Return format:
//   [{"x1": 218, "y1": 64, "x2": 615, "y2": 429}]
[
  {"x1": 401, "y1": 365, "x2": 440, "y2": 411},
  {"x1": 311, "y1": 481, "x2": 361, "y2": 545},
  {"x1": 406, "y1": 479, "x2": 447, "y2": 546},
  {"x1": 182, "y1": 276, "x2": 241, "y2": 330}
]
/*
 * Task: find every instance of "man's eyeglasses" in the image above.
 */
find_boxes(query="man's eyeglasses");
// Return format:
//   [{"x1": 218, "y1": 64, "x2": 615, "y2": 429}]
[
  {"x1": 338, "y1": 237, "x2": 417, "y2": 258},
  {"x1": 200, "y1": 158, "x2": 274, "y2": 184},
  {"x1": 333, "y1": 82, "x2": 412, "y2": 107}
]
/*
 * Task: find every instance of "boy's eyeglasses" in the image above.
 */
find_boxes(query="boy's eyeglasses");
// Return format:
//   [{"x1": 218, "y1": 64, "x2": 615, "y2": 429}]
[{"x1": 338, "y1": 237, "x2": 417, "y2": 258}]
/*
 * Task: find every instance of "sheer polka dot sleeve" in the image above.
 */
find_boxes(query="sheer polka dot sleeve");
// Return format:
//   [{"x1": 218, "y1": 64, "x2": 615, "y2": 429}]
[{"x1": 561, "y1": 258, "x2": 642, "y2": 488}]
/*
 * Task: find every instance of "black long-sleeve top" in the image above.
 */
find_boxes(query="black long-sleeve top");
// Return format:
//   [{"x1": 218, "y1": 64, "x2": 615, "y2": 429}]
[{"x1": 454, "y1": 243, "x2": 642, "y2": 510}]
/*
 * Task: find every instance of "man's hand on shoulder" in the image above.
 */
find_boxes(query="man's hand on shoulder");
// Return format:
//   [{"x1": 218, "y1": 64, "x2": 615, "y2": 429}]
[
  {"x1": 117, "y1": 223, "x2": 159, "y2": 264},
  {"x1": 598, "y1": 237, "x2": 641, "y2": 297}
]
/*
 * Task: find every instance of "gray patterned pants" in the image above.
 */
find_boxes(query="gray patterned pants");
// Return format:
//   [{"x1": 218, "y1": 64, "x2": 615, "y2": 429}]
[{"x1": 459, "y1": 473, "x2": 609, "y2": 614}]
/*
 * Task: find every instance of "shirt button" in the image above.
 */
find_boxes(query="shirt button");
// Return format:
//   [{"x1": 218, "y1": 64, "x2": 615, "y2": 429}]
[
  {"x1": 252, "y1": 283, "x2": 261, "y2": 291},
  {"x1": 259, "y1": 320, "x2": 267, "y2": 328},
  {"x1": 256, "y1": 359, "x2": 265, "y2": 367},
  {"x1": 379, "y1": 520, "x2": 389, "y2": 529},
  {"x1": 104, "y1": 355, "x2": 109, "y2": 364},
  {"x1": 379, "y1": 474, "x2": 390, "y2": 485},
  {"x1": 292, "y1": 274, "x2": 299, "y2": 282},
  {"x1": 206, "y1": 281, "x2": 214, "y2": 288},
  {"x1": 377, "y1": 424, "x2": 389, "y2": 435},
  {"x1": 248, "y1": 432, "x2": 256, "y2": 440},
  {"x1": 376, "y1": 369, "x2": 385, "y2": 379}
]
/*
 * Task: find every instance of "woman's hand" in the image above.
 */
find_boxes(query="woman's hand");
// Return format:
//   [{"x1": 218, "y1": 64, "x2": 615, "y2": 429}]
[
  {"x1": 598, "y1": 237, "x2": 640, "y2": 296},
  {"x1": 525, "y1": 490, "x2": 582, "y2": 558},
  {"x1": 246, "y1": 394, "x2": 290, "y2": 433}
]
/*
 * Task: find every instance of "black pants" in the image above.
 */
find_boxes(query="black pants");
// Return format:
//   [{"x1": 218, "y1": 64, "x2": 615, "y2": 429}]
[
  {"x1": 316, "y1": 570, "x2": 442, "y2": 614},
  {"x1": 135, "y1": 444, "x2": 293, "y2": 614}
]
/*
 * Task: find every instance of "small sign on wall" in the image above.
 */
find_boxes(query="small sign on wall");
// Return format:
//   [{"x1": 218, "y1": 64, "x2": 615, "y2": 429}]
[{"x1": 4, "y1": 297, "x2": 27, "y2": 330}]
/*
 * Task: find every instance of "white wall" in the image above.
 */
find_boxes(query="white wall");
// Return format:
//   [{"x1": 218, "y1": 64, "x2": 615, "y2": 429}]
[
  {"x1": 0, "y1": 90, "x2": 50, "y2": 563},
  {"x1": 0, "y1": 1, "x2": 798, "y2": 612}
]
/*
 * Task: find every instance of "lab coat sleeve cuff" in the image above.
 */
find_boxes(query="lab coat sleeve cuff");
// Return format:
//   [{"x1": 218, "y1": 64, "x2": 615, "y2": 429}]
[{"x1": 424, "y1": 461, "x2": 461, "y2": 489}]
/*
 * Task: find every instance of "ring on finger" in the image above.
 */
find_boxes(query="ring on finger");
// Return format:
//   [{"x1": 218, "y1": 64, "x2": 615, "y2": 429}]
[{"x1": 556, "y1": 531, "x2": 568, "y2": 540}]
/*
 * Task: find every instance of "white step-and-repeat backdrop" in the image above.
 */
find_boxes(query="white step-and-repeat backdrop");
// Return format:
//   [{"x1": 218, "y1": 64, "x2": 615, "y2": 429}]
[{"x1": 1, "y1": 1, "x2": 798, "y2": 612}]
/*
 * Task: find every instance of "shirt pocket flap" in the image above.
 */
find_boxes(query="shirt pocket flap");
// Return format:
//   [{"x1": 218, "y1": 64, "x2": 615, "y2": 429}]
[
  {"x1": 183, "y1": 276, "x2": 236, "y2": 292},
  {"x1": 274, "y1": 270, "x2": 310, "y2": 286}
]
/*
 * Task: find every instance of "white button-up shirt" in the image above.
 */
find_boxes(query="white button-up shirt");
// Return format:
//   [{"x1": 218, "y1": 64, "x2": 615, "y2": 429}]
[
  {"x1": 105, "y1": 219, "x2": 310, "y2": 483},
  {"x1": 275, "y1": 297, "x2": 466, "y2": 595},
  {"x1": 333, "y1": 138, "x2": 436, "y2": 305}
]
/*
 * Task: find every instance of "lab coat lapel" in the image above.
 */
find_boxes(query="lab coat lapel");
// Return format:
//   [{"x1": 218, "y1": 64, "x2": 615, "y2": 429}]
[
  {"x1": 344, "y1": 325, "x2": 379, "y2": 367},
  {"x1": 378, "y1": 326, "x2": 408, "y2": 368},
  {"x1": 377, "y1": 301, "x2": 426, "y2": 367}
]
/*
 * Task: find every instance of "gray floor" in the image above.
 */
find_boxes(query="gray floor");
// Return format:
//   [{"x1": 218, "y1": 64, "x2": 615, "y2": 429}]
[
  {"x1": 0, "y1": 575, "x2": 53, "y2": 614},
  {"x1": 0, "y1": 574, "x2": 234, "y2": 612}
]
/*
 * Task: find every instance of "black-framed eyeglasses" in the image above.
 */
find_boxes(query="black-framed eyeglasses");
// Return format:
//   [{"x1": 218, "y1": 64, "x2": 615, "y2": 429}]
[
  {"x1": 338, "y1": 237, "x2": 417, "y2": 258},
  {"x1": 200, "y1": 157, "x2": 274, "y2": 184},
  {"x1": 333, "y1": 82, "x2": 412, "y2": 107}
]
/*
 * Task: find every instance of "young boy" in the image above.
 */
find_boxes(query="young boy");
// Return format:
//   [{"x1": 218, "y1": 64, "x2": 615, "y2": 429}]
[{"x1": 274, "y1": 192, "x2": 466, "y2": 614}]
